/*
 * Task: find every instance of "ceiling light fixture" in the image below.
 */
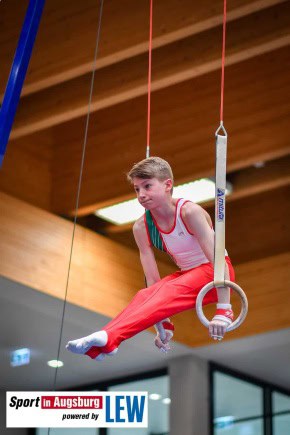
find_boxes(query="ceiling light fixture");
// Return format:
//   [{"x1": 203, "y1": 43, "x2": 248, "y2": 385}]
[
  {"x1": 253, "y1": 161, "x2": 265, "y2": 168},
  {"x1": 162, "y1": 398, "x2": 171, "y2": 405},
  {"x1": 47, "y1": 360, "x2": 64, "y2": 368},
  {"x1": 95, "y1": 178, "x2": 232, "y2": 225},
  {"x1": 149, "y1": 393, "x2": 162, "y2": 401}
]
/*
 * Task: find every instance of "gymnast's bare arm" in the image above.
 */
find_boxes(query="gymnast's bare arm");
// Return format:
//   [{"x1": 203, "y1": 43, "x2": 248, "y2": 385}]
[
  {"x1": 133, "y1": 216, "x2": 173, "y2": 351},
  {"x1": 181, "y1": 201, "x2": 231, "y2": 290},
  {"x1": 133, "y1": 216, "x2": 161, "y2": 286},
  {"x1": 181, "y1": 201, "x2": 232, "y2": 340}
]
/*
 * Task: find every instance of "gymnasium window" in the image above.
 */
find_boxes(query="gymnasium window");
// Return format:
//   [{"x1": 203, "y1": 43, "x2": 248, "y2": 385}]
[
  {"x1": 272, "y1": 391, "x2": 290, "y2": 435},
  {"x1": 211, "y1": 364, "x2": 290, "y2": 435},
  {"x1": 36, "y1": 430, "x2": 99, "y2": 435}
]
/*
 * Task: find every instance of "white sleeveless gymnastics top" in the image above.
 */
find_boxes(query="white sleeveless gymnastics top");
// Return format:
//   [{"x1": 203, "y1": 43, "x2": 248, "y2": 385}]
[{"x1": 145, "y1": 198, "x2": 227, "y2": 271}]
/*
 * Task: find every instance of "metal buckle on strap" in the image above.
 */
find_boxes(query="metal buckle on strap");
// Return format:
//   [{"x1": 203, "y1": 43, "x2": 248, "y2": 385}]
[{"x1": 215, "y1": 121, "x2": 228, "y2": 138}]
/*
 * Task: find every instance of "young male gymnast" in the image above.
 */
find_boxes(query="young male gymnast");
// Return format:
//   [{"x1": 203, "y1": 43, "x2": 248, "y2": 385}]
[{"x1": 66, "y1": 157, "x2": 235, "y2": 361}]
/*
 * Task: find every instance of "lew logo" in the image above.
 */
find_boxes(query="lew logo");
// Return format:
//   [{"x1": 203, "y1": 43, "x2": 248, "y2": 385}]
[
  {"x1": 6, "y1": 392, "x2": 148, "y2": 428},
  {"x1": 217, "y1": 188, "x2": 225, "y2": 221}
]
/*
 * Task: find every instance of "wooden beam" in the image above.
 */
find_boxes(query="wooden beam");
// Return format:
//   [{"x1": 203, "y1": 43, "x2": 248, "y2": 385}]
[
  {"x1": 2, "y1": 0, "x2": 285, "y2": 97},
  {"x1": 49, "y1": 47, "x2": 290, "y2": 215},
  {"x1": 0, "y1": 192, "x2": 289, "y2": 348},
  {"x1": 10, "y1": 2, "x2": 290, "y2": 139},
  {"x1": 106, "y1": 156, "x2": 290, "y2": 234},
  {"x1": 210, "y1": 185, "x2": 290, "y2": 265},
  {"x1": 228, "y1": 155, "x2": 290, "y2": 201},
  {"x1": 104, "y1": 185, "x2": 290, "y2": 266},
  {"x1": 0, "y1": 1, "x2": 29, "y2": 96},
  {"x1": 0, "y1": 131, "x2": 53, "y2": 210},
  {"x1": 0, "y1": 192, "x2": 172, "y2": 314}
]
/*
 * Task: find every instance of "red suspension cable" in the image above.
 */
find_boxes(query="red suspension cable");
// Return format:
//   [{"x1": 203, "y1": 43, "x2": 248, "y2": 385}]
[
  {"x1": 220, "y1": 0, "x2": 227, "y2": 123},
  {"x1": 146, "y1": 0, "x2": 153, "y2": 158}
]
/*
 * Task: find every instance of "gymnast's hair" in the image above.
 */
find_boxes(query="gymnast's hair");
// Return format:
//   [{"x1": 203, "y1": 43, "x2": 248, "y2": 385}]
[{"x1": 127, "y1": 156, "x2": 174, "y2": 185}]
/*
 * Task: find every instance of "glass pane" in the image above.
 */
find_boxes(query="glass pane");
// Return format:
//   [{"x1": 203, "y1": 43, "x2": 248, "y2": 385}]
[
  {"x1": 108, "y1": 375, "x2": 169, "y2": 435},
  {"x1": 213, "y1": 372, "x2": 263, "y2": 421},
  {"x1": 37, "y1": 430, "x2": 98, "y2": 435},
  {"x1": 273, "y1": 414, "x2": 290, "y2": 435},
  {"x1": 273, "y1": 392, "x2": 290, "y2": 435},
  {"x1": 215, "y1": 418, "x2": 263, "y2": 435},
  {"x1": 273, "y1": 391, "x2": 290, "y2": 413}
]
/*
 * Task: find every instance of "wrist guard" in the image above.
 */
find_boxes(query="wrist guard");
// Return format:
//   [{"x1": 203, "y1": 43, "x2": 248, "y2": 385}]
[{"x1": 212, "y1": 308, "x2": 234, "y2": 326}]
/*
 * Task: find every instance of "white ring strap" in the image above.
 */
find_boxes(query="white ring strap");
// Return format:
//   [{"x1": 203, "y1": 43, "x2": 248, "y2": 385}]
[
  {"x1": 195, "y1": 123, "x2": 248, "y2": 333},
  {"x1": 214, "y1": 122, "x2": 228, "y2": 286}
]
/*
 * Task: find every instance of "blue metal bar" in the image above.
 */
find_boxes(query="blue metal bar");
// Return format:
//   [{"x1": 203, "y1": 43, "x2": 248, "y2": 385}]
[{"x1": 0, "y1": 0, "x2": 46, "y2": 167}]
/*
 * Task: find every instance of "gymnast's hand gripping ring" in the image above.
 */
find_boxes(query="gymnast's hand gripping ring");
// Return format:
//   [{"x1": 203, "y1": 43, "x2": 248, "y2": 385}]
[{"x1": 196, "y1": 280, "x2": 248, "y2": 332}]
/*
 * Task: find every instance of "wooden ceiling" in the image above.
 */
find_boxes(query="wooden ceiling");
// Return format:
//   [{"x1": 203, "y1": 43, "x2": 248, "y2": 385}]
[
  {"x1": 0, "y1": 0, "x2": 290, "y2": 276},
  {"x1": 1, "y1": 0, "x2": 289, "y2": 211},
  {"x1": 0, "y1": 0, "x2": 289, "y2": 345},
  {"x1": 2, "y1": 1, "x2": 289, "y2": 227}
]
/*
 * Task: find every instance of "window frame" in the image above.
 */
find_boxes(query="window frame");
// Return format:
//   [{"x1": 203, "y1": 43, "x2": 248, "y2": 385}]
[{"x1": 210, "y1": 362, "x2": 290, "y2": 435}]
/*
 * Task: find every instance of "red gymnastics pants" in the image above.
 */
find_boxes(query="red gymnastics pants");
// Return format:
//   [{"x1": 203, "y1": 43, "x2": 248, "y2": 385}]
[{"x1": 86, "y1": 256, "x2": 235, "y2": 359}]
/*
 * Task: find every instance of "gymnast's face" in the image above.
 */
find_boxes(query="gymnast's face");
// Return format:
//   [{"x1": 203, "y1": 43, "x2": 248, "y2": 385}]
[{"x1": 133, "y1": 177, "x2": 172, "y2": 209}]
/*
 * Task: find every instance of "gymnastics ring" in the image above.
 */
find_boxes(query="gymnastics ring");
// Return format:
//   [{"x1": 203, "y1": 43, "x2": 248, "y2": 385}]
[{"x1": 196, "y1": 280, "x2": 248, "y2": 332}]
